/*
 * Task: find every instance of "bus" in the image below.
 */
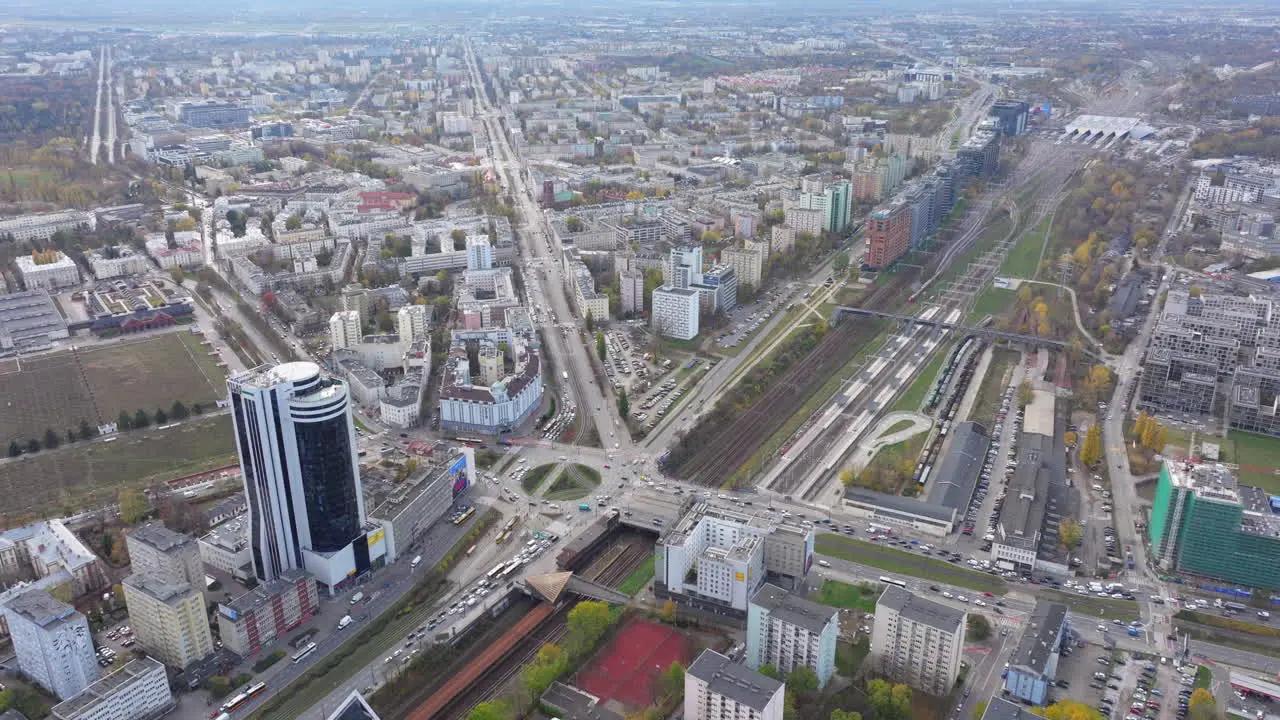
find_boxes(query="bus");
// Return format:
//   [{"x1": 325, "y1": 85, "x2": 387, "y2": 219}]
[
  {"x1": 453, "y1": 507, "x2": 476, "y2": 525},
  {"x1": 219, "y1": 682, "x2": 267, "y2": 714},
  {"x1": 453, "y1": 436, "x2": 485, "y2": 446},
  {"x1": 487, "y1": 563, "x2": 506, "y2": 580},
  {"x1": 879, "y1": 576, "x2": 907, "y2": 588},
  {"x1": 292, "y1": 642, "x2": 317, "y2": 663}
]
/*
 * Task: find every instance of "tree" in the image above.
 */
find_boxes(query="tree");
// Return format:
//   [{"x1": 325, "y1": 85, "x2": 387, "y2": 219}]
[
  {"x1": 867, "y1": 680, "x2": 912, "y2": 720},
  {"x1": 285, "y1": 215, "x2": 302, "y2": 231},
  {"x1": 7, "y1": 440, "x2": 20, "y2": 457},
  {"x1": 117, "y1": 410, "x2": 133, "y2": 431},
  {"x1": 521, "y1": 642, "x2": 567, "y2": 696},
  {"x1": 1060, "y1": 519, "x2": 1082, "y2": 550},
  {"x1": 1037, "y1": 699, "x2": 1105, "y2": 720},
  {"x1": 661, "y1": 600, "x2": 677, "y2": 623},
  {"x1": 1080, "y1": 424, "x2": 1103, "y2": 466},
  {"x1": 171, "y1": 401, "x2": 189, "y2": 420},
  {"x1": 566, "y1": 600, "x2": 612, "y2": 652},
  {"x1": 1133, "y1": 412, "x2": 1152, "y2": 442},
  {"x1": 784, "y1": 690, "x2": 800, "y2": 720},
  {"x1": 1188, "y1": 688, "x2": 1215, "y2": 720},
  {"x1": 832, "y1": 711, "x2": 863, "y2": 720},
  {"x1": 133, "y1": 409, "x2": 151, "y2": 429},
  {"x1": 26, "y1": 438, "x2": 39, "y2": 453},
  {"x1": 42, "y1": 427, "x2": 59, "y2": 450},
  {"x1": 967, "y1": 613, "x2": 992, "y2": 641},
  {"x1": 79, "y1": 419, "x2": 95, "y2": 439},
  {"x1": 467, "y1": 700, "x2": 511, "y2": 720},
  {"x1": 585, "y1": 310, "x2": 594, "y2": 332},
  {"x1": 972, "y1": 701, "x2": 988, "y2": 720},
  {"x1": 118, "y1": 488, "x2": 148, "y2": 525},
  {"x1": 758, "y1": 664, "x2": 781, "y2": 680},
  {"x1": 596, "y1": 331, "x2": 607, "y2": 362},
  {"x1": 660, "y1": 662, "x2": 685, "y2": 699},
  {"x1": 168, "y1": 265, "x2": 185, "y2": 285},
  {"x1": 154, "y1": 408, "x2": 168, "y2": 424},
  {"x1": 833, "y1": 251, "x2": 850, "y2": 275},
  {"x1": 787, "y1": 665, "x2": 819, "y2": 695},
  {"x1": 1010, "y1": 380, "x2": 1033, "y2": 410}
]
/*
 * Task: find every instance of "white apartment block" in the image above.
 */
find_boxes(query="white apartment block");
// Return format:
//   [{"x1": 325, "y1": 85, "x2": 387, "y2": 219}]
[
  {"x1": 121, "y1": 573, "x2": 213, "y2": 669},
  {"x1": 16, "y1": 251, "x2": 82, "y2": 290},
  {"x1": 747, "y1": 584, "x2": 839, "y2": 687},
  {"x1": 397, "y1": 304, "x2": 429, "y2": 341},
  {"x1": 0, "y1": 210, "x2": 94, "y2": 244},
  {"x1": 198, "y1": 517, "x2": 252, "y2": 578},
  {"x1": 51, "y1": 657, "x2": 174, "y2": 720},
  {"x1": 145, "y1": 232, "x2": 204, "y2": 269},
  {"x1": 466, "y1": 236, "x2": 494, "y2": 270},
  {"x1": 871, "y1": 586, "x2": 965, "y2": 696},
  {"x1": 651, "y1": 285, "x2": 700, "y2": 340},
  {"x1": 125, "y1": 524, "x2": 204, "y2": 601},
  {"x1": 685, "y1": 649, "x2": 784, "y2": 720},
  {"x1": 87, "y1": 247, "x2": 151, "y2": 279},
  {"x1": 1194, "y1": 169, "x2": 1269, "y2": 206},
  {"x1": 784, "y1": 208, "x2": 823, "y2": 237},
  {"x1": 329, "y1": 310, "x2": 363, "y2": 350},
  {"x1": 2, "y1": 590, "x2": 99, "y2": 700},
  {"x1": 772, "y1": 224, "x2": 797, "y2": 255}
]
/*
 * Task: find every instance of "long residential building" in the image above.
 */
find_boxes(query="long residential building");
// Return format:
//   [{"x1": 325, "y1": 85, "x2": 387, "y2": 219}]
[
  {"x1": 217, "y1": 569, "x2": 319, "y2": 656},
  {"x1": 685, "y1": 649, "x2": 785, "y2": 720},
  {"x1": 0, "y1": 210, "x2": 95, "y2": 244},
  {"x1": 870, "y1": 585, "x2": 965, "y2": 695},
  {"x1": 50, "y1": 656, "x2": 174, "y2": 720}
]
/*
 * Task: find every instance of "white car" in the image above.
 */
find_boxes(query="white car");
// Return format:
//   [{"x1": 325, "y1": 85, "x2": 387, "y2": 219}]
[
  {"x1": 942, "y1": 591, "x2": 954, "y2": 599},
  {"x1": 957, "y1": 596, "x2": 968, "y2": 603},
  {"x1": 974, "y1": 599, "x2": 987, "y2": 607}
]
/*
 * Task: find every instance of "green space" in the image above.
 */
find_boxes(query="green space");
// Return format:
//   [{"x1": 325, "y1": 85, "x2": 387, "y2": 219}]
[
  {"x1": 521, "y1": 463, "x2": 557, "y2": 494},
  {"x1": 177, "y1": 330, "x2": 231, "y2": 387},
  {"x1": 544, "y1": 463, "x2": 601, "y2": 501},
  {"x1": 1226, "y1": 430, "x2": 1280, "y2": 492},
  {"x1": 882, "y1": 419, "x2": 914, "y2": 437},
  {"x1": 835, "y1": 637, "x2": 871, "y2": 678},
  {"x1": 930, "y1": 214, "x2": 1014, "y2": 295},
  {"x1": 815, "y1": 534, "x2": 1008, "y2": 594},
  {"x1": 250, "y1": 511, "x2": 498, "y2": 720},
  {"x1": 1000, "y1": 214, "x2": 1054, "y2": 280},
  {"x1": 890, "y1": 341, "x2": 953, "y2": 414},
  {"x1": 617, "y1": 553, "x2": 655, "y2": 596},
  {"x1": 1194, "y1": 665, "x2": 1212, "y2": 691},
  {"x1": 816, "y1": 579, "x2": 879, "y2": 612},
  {"x1": 1175, "y1": 610, "x2": 1280, "y2": 639},
  {"x1": 1041, "y1": 590, "x2": 1141, "y2": 622},
  {"x1": 850, "y1": 433, "x2": 927, "y2": 495},
  {"x1": 967, "y1": 287, "x2": 1015, "y2": 324},
  {"x1": 968, "y1": 349, "x2": 1020, "y2": 427},
  {"x1": 0, "y1": 415, "x2": 237, "y2": 525}
]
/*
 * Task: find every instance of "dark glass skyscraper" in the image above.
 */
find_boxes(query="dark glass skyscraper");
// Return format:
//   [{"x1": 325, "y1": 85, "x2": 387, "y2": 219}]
[{"x1": 228, "y1": 362, "x2": 373, "y2": 591}]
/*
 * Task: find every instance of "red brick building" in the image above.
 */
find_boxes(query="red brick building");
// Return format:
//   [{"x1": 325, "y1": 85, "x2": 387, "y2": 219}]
[{"x1": 865, "y1": 200, "x2": 912, "y2": 270}]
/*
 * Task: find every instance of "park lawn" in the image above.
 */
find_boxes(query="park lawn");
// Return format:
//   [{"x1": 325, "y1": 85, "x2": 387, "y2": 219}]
[
  {"x1": 815, "y1": 534, "x2": 1008, "y2": 594},
  {"x1": 617, "y1": 553, "x2": 655, "y2": 596},
  {"x1": 999, "y1": 214, "x2": 1053, "y2": 280},
  {"x1": 835, "y1": 637, "x2": 870, "y2": 678},
  {"x1": 1194, "y1": 665, "x2": 1212, "y2": 690},
  {"x1": 0, "y1": 415, "x2": 237, "y2": 525},
  {"x1": 890, "y1": 341, "x2": 952, "y2": 414},
  {"x1": 1226, "y1": 430, "x2": 1280, "y2": 492},
  {"x1": 178, "y1": 330, "x2": 230, "y2": 388},
  {"x1": 882, "y1": 419, "x2": 914, "y2": 437},
  {"x1": 1041, "y1": 590, "x2": 1141, "y2": 622},
  {"x1": 816, "y1": 579, "x2": 879, "y2": 612},
  {"x1": 521, "y1": 463, "x2": 558, "y2": 494}
]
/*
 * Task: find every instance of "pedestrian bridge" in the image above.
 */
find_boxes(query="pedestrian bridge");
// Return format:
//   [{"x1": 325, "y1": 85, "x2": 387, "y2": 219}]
[{"x1": 524, "y1": 571, "x2": 631, "y2": 605}]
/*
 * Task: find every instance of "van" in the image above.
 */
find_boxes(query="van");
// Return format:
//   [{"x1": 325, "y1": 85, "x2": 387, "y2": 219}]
[{"x1": 350, "y1": 591, "x2": 365, "y2": 605}]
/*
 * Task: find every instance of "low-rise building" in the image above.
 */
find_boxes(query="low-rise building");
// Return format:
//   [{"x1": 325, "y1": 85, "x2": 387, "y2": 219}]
[
  {"x1": 1003, "y1": 601, "x2": 1068, "y2": 705},
  {"x1": 367, "y1": 450, "x2": 473, "y2": 562},
  {"x1": 216, "y1": 569, "x2": 319, "y2": 657},
  {"x1": 50, "y1": 656, "x2": 174, "y2": 720},
  {"x1": 16, "y1": 250, "x2": 81, "y2": 290},
  {"x1": 0, "y1": 210, "x2": 95, "y2": 244},
  {"x1": 0, "y1": 290, "x2": 70, "y2": 352},
  {"x1": 145, "y1": 232, "x2": 203, "y2": 269},
  {"x1": 685, "y1": 649, "x2": 784, "y2": 720},
  {"x1": 198, "y1": 517, "x2": 252, "y2": 580},
  {"x1": 86, "y1": 246, "x2": 150, "y2": 279},
  {"x1": 747, "y1": 584, "x2": 839, "y2": 687}
]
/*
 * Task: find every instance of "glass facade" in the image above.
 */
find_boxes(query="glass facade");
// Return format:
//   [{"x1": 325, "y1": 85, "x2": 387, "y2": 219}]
[{"x1": 294, "y1": 413, "x2": 361, "y2": 553}]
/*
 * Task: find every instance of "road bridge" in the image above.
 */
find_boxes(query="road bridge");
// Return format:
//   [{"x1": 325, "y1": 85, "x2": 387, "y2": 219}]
[{"x1": 830, "y1": 306, "x2": 1105, "y2": 361}]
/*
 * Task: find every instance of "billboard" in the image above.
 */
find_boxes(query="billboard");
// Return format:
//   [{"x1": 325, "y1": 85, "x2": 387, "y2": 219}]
[
  {"x1": 218, "y1": 605, "x2": 239, "y2": 622},
  {"x1": 449, "y1": 455, "x2": 469, "y2": 497},
  {"x1": 368, "y1": 528, "x2": 385, "y2": 547}
]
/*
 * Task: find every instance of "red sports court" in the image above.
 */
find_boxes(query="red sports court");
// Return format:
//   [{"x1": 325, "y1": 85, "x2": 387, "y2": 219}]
[{"x1": 575, "y1": 618, "x2": 691, "y2": 708}]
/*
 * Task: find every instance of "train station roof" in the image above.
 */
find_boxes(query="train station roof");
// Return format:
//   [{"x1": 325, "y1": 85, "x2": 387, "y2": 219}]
[{"x1": 527, "y1": 571, "x2": 574, "y2": 602}]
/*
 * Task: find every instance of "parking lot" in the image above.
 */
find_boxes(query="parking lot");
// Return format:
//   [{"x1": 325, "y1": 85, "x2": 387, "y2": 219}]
[
  {"x1": 1047, "y1": 636, "x2": 1187, "y2": 720},
  {"x1": 715, "y1": 290, "x2": 793, "y2": 350},
  {"x1": 602, "y1": 330, "x2": 649, "y2": 392},
  {"x1": 631, "y1": 360, "x2": 714, "y2": 430}
]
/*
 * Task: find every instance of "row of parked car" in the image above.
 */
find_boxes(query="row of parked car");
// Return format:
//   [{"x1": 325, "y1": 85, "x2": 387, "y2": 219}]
[{"x1": 963, "y1": 387, "x2": 1022, "y2": 536}]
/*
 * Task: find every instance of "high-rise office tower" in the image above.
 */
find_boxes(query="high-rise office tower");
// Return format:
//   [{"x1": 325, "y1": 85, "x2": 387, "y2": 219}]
[{"x1": 228, "y1": 362, "x2": 385, "y2": 593}]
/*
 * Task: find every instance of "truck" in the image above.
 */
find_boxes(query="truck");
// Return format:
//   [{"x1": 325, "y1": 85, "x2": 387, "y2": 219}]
[
  {"x1": 350, "y1": 591, "x2": 365, "y2": 605},
  {"x1": 338, "y1": 615, "x2": 353, "y2": 630}
]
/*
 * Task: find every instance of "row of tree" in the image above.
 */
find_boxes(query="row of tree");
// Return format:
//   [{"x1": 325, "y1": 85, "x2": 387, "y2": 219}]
[
  {"x1": 6, "y1": 400, "x2": 205, "y2": 458},
  {"x1": 1131, "y1": 412, "x2": 1171, "y2": 455}
]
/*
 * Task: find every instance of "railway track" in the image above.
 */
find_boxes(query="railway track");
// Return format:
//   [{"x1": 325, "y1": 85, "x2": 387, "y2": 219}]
[{"x1": 671, "y1": 274, "x2": 915, "y2": 487}]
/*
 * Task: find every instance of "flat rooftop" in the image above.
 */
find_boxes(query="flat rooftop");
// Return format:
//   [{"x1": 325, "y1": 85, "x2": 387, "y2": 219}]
[
  {"x1": 129, "y1": 523, "x2": 194, "y2": 555},
  {"x1": 4, "y1": 588, "x2": 78, "y2": 628},
  {"x1": 750, "y1": 583, "x2": 837, "y2": 635},
  {"x1": 123, "y1": 572, "x2": 196, "y2": 603},
  {"x1": 1022, "y1": 389, "x2": 1055, "y2": 437},
  {"x1": 226, "y1": 569, "x2": 312, "y2": 616},
  {"x1": 0, "y1": 290, "x2": 67, "y2": 341},
  {"x1": 51, "y1": 657, "x2": 167, "y2": 718},
  {"x1": 877, "y1": 585, "x2": 965, "y2": 633},
  {"x1": 661, "y1": 500, "x2": 810, "y2": 547},
  {"x1": 1008, "y1": 602, "x2": 1067, "y2": 674},
  {"x1": 688, "y1": 649, "x2": 782, "y2": 712}
]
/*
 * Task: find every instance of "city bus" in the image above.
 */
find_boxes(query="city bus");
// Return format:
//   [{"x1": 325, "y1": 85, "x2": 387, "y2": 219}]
[
  {"x1": 291, "y1": 642, "x2": 317, "y2": 663},
  {"x1": 487, "y1": 563, "x2": 506, "y2": 580},
  {"x1": 879, "y1": 576, "x2": 907, "y2": 588},
  {"x1": 219, "y1": 682, "x2": 267, "y2": 714}
]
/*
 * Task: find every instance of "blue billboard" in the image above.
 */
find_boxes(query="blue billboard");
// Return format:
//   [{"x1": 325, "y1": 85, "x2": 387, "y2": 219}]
[{"x1": 449, "y1": 455, "x2": 469, "y2": 497}]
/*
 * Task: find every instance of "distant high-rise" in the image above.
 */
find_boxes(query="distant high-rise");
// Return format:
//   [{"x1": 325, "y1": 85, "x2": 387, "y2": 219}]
[{"x1": 228, "y1": 362, "x2": 384, "y2": 592}]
